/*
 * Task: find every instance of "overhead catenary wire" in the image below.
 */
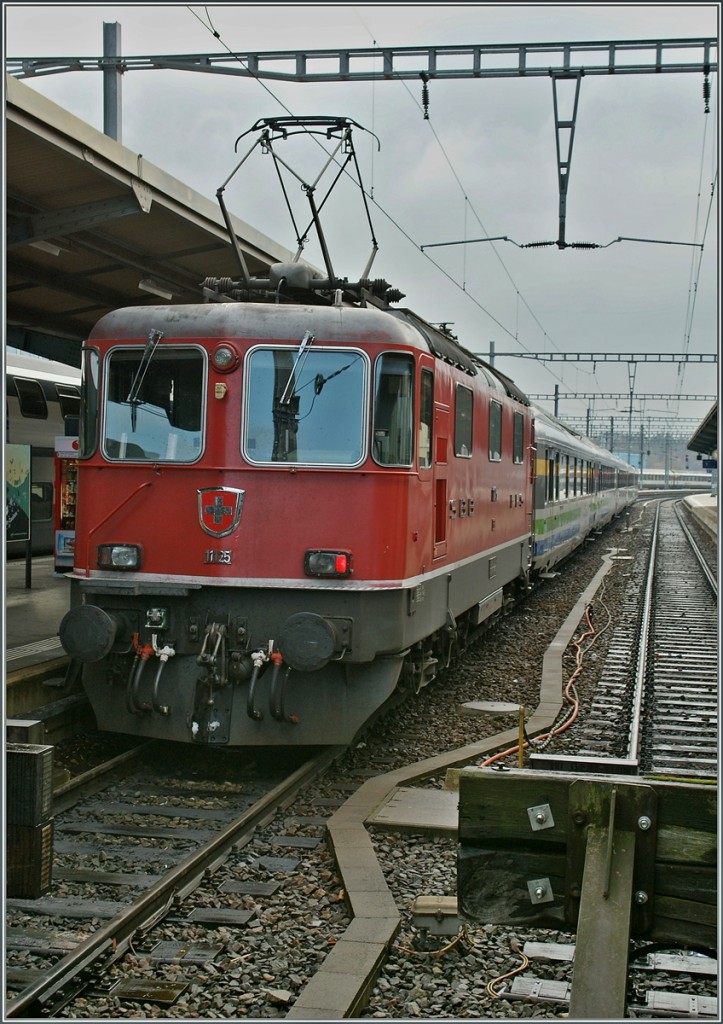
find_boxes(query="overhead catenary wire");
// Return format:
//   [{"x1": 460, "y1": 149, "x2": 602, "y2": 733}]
[
  {"x1": 186, "y1": 6, "x2": 715, "y2": 419},
  {"x1": 185, "y1": 3, "x2": 574, "y2": 395}
]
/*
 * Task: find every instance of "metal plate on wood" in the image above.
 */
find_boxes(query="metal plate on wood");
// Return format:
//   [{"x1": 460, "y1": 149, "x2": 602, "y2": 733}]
[{"x1": 527, "y1": 803, "x2": 555, "y2": 831}]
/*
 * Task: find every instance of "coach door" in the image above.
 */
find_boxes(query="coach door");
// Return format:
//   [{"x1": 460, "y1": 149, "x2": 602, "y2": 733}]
[{"x1": 433, "y1": 402, "x2": 449, "y2": 559}]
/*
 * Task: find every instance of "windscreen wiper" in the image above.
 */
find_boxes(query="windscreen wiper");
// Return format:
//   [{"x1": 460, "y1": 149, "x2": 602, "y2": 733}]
[
  {"x1": 126, "y1": 329, "x2": 164, "y2": 429},
  {"x1": 280, "y1": 330, "x2": 315, "y2": 405}
]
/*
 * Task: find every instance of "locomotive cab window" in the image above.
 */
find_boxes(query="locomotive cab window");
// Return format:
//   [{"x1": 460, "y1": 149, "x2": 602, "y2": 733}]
[
  {"x1": 103, "y1": 347, "x2": 204, "y2": 462},
  {"x1": 373, "y1": 353, "x2": 414, "y2": 466},
  {"x1": 245, "y1": 346, "x2": 366, "y2": 465},
  {"x1": 454, "y1": 385, "x2": 473, "y2": 457}
]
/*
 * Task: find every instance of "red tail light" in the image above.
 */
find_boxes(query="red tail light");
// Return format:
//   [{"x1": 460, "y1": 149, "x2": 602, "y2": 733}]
[{"x1": 304, "y1": 550, "x2": 352, "y2": 578}]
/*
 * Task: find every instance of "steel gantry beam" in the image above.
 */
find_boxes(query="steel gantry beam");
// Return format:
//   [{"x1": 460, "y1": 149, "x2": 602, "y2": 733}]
[
  {"x1": 483, "y1": 352, "x2": 716, "y2": 362},
  {"x1": 526, "y1": 393, "x2": 717, "y2": 401},
  {"x1": 6, "y1": 38, "x2": 716, "y2": 81},
  {"x1": 8, "y1": 35, "x2": 716, "y2": 252}
]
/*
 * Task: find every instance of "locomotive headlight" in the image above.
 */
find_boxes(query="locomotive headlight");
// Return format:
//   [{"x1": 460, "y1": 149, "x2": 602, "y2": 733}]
[
  {"x1": 211, "y1": 344, "x2": 239, "y2": 372},
  {"x1": 304, "y1": 550, "x2": 352, "y2": 578},
  {"x1": 97, "y1": 543, "x2": 143, "y2": 570}
]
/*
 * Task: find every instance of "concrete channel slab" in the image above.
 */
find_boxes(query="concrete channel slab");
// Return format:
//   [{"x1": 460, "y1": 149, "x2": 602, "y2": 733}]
[
  {"x1": 367, "y1": 786, "x2": 458, "y2": 834},
  {"x1": 286, "y1": 965, "x2": 379, "y2": 1017}
]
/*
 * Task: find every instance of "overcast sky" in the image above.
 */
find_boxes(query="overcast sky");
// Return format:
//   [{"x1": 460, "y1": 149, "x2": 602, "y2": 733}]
[{"x1": 4, "y1": 3, "x2": 720, "y2": 452}]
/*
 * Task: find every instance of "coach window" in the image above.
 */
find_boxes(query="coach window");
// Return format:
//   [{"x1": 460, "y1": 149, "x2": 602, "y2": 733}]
[
  {"x1": 489, "y1": 400, "x2": 502, "y2": 461},
  {"x1": 14, "y1": 378, "x2": 47, "y2": 419},
  {"x1": 31, "y1": 482, "x2": 53, "y2": 523},
  {"x1": 104, "y1": 347, "x2": 204, "y2": 462},
  {"x1": 564, "y1": 455, "x2": 570, "y2": 498},
  {"x1": 513, "y1": 411, "x2": 524, "y2": 464},
  {"x1": 56, "y1": 384, "x2": 81, "y2": 421},
  {"x1": 373, "y1": 353, "x2": 414, "y2": 466},
  {"x1": 419, "y1": 369, "x2": 434, "y2": 468},
  {"x1": 454, "y1": 384, "x2": 473, "y2": 457},
  {"x1": 547, "y1": 450, "x2": 555, "y2": 502}
]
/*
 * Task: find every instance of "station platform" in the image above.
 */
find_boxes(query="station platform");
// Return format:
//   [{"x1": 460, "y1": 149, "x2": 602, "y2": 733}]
[
  {"x1": 4, "y1": 555, "x2": 72, "y2": 675},
  {"x1": 683, "y1": 492, "x2": 718, "y2": 540}
]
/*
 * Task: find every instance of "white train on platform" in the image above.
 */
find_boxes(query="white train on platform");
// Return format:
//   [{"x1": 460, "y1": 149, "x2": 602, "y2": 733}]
[
  {"x1": 638, "y1": 468, "x2": 713, "y2": 490},
  {"x1": 5, "y1": 350, "x2": 81, "y2": 556}
]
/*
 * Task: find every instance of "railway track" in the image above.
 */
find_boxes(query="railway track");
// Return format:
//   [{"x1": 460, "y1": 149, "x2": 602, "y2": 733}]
[
  {"x1": 5, "y1": 744, "x2": 343, "y2": 1018},
  {"x1": 570, "y1": 498, "x2": 717, "y2": 778},
  {"x1": 638, "y1": 501, "x2": 718, "y2": 777}
]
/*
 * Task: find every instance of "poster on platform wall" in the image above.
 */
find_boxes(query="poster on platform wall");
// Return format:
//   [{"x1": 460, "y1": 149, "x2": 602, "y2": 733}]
[{"x1": 6, "y1": 443, "x2": 31, "y2": 543}]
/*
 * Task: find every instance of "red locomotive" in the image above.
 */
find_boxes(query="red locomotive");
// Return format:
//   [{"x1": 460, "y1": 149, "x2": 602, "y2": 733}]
[
  {"x1": 58, "y1": 117, "x2": 636, "y2": 746},
  {"x1": 59, "y1": 301, "x2": 537, "y2": 745}
]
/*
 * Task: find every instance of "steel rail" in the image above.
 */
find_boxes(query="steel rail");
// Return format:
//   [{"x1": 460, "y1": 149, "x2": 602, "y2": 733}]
[
  {"x1": 674, "y1": 500, "x2": 718, "y2": 598},
  {"x1": 627, "y1": 502, "x2": 660, "y2": 763},
  {"x1": 5, "y1": 745, "x2": 343, "y2": 1019}
]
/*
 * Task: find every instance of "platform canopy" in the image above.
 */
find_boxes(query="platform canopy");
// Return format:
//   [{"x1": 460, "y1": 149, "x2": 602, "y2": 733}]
[
  {"x1": 5, "y1": 74, "x2": 295, "y2": 366},
  {"x1": 687, "y1": 403, "x2": 718, "y2": 457}
]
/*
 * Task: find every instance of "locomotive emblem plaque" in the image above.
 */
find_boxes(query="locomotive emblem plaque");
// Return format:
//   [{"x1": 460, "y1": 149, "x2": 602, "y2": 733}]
[{"x1": 198, "y1": 487, "x2": 245, "y2": 537}]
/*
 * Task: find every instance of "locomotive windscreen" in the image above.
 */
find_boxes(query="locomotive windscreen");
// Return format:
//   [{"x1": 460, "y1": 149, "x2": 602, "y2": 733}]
[
  {"x1": 244, "y1": 347, "x2": 367, "y2": 465},
  {"x1": 103, "y1": 347, "x2": 204, "y2": 461}
]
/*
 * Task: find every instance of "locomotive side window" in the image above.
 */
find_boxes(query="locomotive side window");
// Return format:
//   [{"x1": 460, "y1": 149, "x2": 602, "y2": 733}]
[
  {"x1": 489, "y1": 400, "x2": 502, "y2": 461},
  {"x1": 373, "y1": 353, "x2": 414, "y2": 466},
  {"x1": 14, "y1": 378, "x2": 47, "y2": 419},
  {"x1": 513, "y1": 410, "x2": 524, "y2": 464},
  {"x1": 454, "y1": 385, "x2": 473, "y2": 457},
  {"x1": 419, "y1": 369, "x2": 434, "y2": 469},
  {"x1": 80, "y1": 349, "x2": 99, "y2": 457},
  {"x1": 103, "y1": 347, "x2": 204, "y2": 462},
  {"x1": 245, "y1": 346, "x2": 366, "y2": 465}
]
